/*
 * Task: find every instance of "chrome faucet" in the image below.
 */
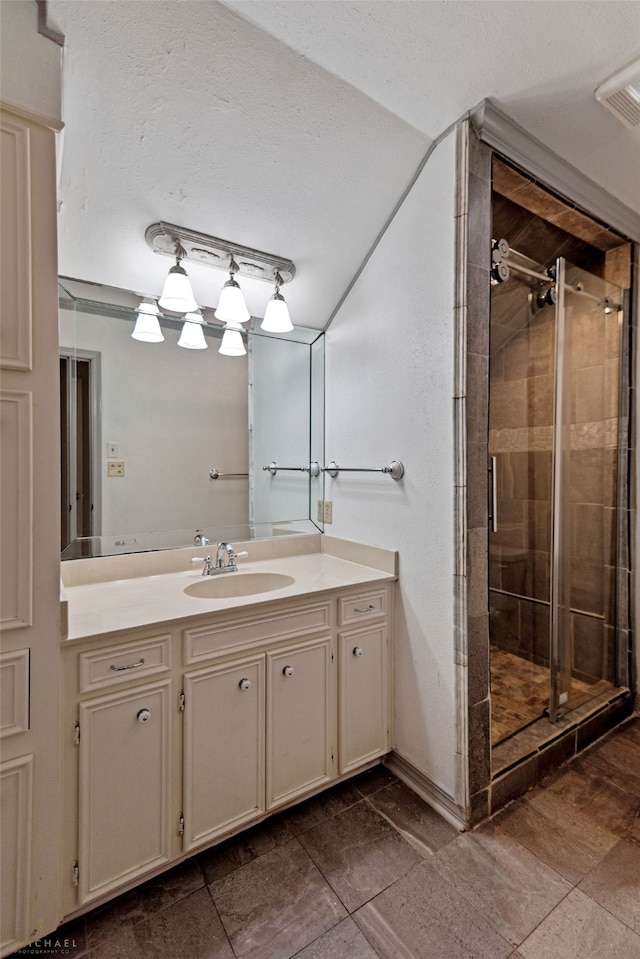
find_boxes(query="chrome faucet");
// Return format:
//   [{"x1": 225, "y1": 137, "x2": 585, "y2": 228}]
[
  {"x1": 191, "y1": 554, "x2": 215, "y2": 576},
  {"x1": 191, "y1": 543, "x2": 248, "y2": 576},
  {"x1": 215, "y1": 541, "x2": 233, "y2": 569}
]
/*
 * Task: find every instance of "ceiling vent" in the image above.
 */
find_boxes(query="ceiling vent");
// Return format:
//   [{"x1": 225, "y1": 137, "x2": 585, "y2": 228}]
[{"x1": 595, "y1": 58, "x2": 640, "y2": 129}]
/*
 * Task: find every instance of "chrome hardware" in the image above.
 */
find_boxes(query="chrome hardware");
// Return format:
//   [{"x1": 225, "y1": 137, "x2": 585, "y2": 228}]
[
  {"x1": 194, "y1": 530, "x2": 209, "y2": 546},
  {"x1": 137, "y1": 708, "x2": 151, "y2": 723},
  {"x1": 192, "y1": 554, "x2": 215, "y2": 575},
  {"x1": 489, "y1": 456, "x2": 498, "y2": 534},
  {"x1": 491, "y1": 238, "x2": 510, "y2": 283},
  {"x1": 209, "y1": 468, "x2": 249, "y2": 480},
  {"x1": 282, "y1": 665, "x2": 294, "y2": 677},
  {"x1": 239, "y1": 678, "x2": 251, "y2": 690},
  {"x1": 178, "y1": 691, "x2": 186, "y2": 712},
  {"x1": 324, "y1": 460, "x2": 404, "y2": 480},
  {"x1": 263, "y1": 461, "x2": 320, "y2": 477},
  {"x1": 73, "y1": 722, "x2": 80, "y2": 746},
  {"x1": 193, "y1": 542, "x2": 250, "y2": 575},
  {"x1": 353, "y1": 646, "x2": 364, "y2": 657},
  {"x1": 178, "y1": 813, "x2": 185, "y2": 836},
  {"x1": 355, "y1": 604, "x2": 375, "y2": 613},
  {"x1": 72, "y1": 862, "x2": 79, "y2": 886},
  {"x1": 110, "y1": 658, "x2": 145, "y2": 672}
]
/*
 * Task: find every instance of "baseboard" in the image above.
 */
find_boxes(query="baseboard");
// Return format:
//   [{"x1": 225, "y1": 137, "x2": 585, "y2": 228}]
[{"x1": 384, "y1": 751, "x2": 467, "y2": 831}]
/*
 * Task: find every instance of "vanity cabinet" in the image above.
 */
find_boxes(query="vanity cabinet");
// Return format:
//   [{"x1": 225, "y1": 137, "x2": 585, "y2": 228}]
[
  {"x1": 77, "y1": 680, "x2": 173, "y2": 905},
  {"x1": 337, "y1": 589, "x2": 391, "y2": 775},
  {"x1": 266, "y1": 636, "x2": 334, "y2": 808},
  {"x1": 183, "y1": 655, "x2": 265, "y2": 850},
  {"x1": 63, "y1": 581, "x2": 393, "y2": 917}
]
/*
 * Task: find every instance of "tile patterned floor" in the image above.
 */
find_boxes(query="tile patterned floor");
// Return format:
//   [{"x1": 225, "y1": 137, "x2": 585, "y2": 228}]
[{"x1": 12, "y1": 717, "x2": 640, "y2": 959}]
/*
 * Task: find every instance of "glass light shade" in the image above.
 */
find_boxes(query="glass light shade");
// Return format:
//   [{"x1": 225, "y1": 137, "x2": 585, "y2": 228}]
[
  {"x1": 131, "y1": 301, "x2": 164, "y2": 342},
  {"x1": 261, "y1": 293, "x2": 293, "y2": 333},
  {"x1": 158, "y1": 264, "x2": 198, "y2": 314},
  {"x1": 214, "y1": 279, "x2": 251, "y2": 325},
  {"x1": 177, "y1": 313, "x2": 207, "y2": 350},
  {"x1": 218, "y1": 324, "x2": 246, "y2": 356}
]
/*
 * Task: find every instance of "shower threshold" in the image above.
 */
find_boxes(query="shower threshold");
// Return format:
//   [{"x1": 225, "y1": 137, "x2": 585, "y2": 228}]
[{"x1": 491, "y1": 686, "x2": 633, "y2": 787}]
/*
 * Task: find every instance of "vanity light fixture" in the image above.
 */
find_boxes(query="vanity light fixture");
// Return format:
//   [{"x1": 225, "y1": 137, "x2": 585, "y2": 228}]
[
  {"x1": 131, "y1": 299, "x2": 164, "y2": 343},
  {"x1": 218, "y1": 323, "x2": 247, "y2": 357},
  {"x1": 177, "y1": 312, "x2": 208, "y2": 350},
  {"x1": 158, "y1": 243, "x2": 199, "y2": 314},
  {"x1": 214, "y1": 257, "x2": 251, "y2": 326},
  {"x1": 146, "y1": 223, "x2": 296, "y2": 332},
  {"x1": 260, "y1": 272, "x2": 293, "y2": 333}
]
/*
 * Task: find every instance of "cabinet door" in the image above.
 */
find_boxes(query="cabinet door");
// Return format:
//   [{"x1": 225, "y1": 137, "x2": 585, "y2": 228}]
[
  {"x1": 339, "y1": 624, "x2": 389, "y2": 774},
  {"x1": 183, "y1": 656, "x2": 264, "y2": 851},
  {"x1": 78, "y1": 680, "x2": 172, "y2": 904},
  {"x1": 266, "y1": 637, "x2": 334, "y2": 809}
]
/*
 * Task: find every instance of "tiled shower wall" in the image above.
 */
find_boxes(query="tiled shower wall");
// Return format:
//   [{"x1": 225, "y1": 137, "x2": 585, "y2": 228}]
[{"x1": 488, "y1": 283, "x2": 619, "y2": 686}]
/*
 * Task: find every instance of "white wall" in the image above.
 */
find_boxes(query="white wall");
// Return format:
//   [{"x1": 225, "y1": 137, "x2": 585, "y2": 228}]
[
  {"x1": 59, "y1": 309, "x2": 249, "y2": 538},
  {"x1": 325, "y1": 131, "x2": 459, "y2": 799},
  {"x1": 0, "y1": 1, "x2": 61, "y2": 120}
]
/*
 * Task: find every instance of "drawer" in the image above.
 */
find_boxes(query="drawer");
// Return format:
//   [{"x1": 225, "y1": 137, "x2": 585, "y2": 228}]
[
  {"x1": 184, "y1": 601, "x2": 331, "y2": 665},
  {"x1": 78, "y1": 635, "x2": 172, "y2": 693},
  {"x1": 338, "y1": 588, "x2": 388, "y2": 626}
]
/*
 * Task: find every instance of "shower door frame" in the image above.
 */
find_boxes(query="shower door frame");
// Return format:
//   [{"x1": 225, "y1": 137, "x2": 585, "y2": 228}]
[{"x1": 460, "y1": 115, "x2": 636, "y2": 826}]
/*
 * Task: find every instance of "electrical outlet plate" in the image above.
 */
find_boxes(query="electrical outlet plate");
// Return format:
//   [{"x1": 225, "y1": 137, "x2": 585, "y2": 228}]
[
  {"x1": 323, "y1": 500, "x2": 333, "y2": 524},
  {"x1": 107, "y1": 461, "x2": 125, "y2": 477}
]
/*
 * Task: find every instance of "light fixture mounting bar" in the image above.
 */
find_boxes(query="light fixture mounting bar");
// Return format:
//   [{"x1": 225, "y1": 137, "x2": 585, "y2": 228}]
[{"x1": 145, "y1": 222, "x2": 295, "y2": 284}]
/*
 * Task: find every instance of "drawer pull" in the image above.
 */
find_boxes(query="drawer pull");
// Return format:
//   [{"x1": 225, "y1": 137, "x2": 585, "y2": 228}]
[
  {"x1": 137, "y1": 708, "x2": 151, "y2": 723},
  {"x1": 110, "y1": 658, "x2": 145, "y2": 672},
  {"x1": 238, "y1": 678, "x2": 251, "y2": 691},
  {"x1": 354, "y1": 605, "x2": 375, "y2": 613},
  {"x1": 282, "y1": 665, "x2": 295, "y2": 677},
  {"x1": 353, "y1": 646, "x2": 364, "y2": 657}
]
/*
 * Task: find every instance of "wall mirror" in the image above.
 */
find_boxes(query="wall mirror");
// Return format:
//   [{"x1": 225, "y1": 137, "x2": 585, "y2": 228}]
[{"x1": 59, "y1": 278, "x2": 325, "y2": 559}]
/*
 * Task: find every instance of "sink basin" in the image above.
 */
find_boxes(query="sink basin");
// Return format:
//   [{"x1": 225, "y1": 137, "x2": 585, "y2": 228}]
[{"x1": 184, "y1": 571, "x2": 295, "y2": 599}]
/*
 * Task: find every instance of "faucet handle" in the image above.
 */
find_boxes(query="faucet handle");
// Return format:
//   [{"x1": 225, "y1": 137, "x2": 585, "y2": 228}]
[{"x1": 191, "y1": 556, "x2": 210, "y2": 564}]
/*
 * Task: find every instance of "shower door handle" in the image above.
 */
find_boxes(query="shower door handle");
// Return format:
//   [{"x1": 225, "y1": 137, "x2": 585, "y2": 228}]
[{"x1": 488, "y1": 456, "x2": 498, "y2": 533}]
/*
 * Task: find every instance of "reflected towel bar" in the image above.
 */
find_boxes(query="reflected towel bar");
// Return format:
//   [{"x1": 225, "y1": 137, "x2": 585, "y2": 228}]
[
  {"x1": 263, "y1": 462, "x2": 321, "y2": 477},
  {"x1": 209, "y1": 469, "x2": 249, "y2": 480},
  {"x1": 324, "y1": 460, "x2": 405, "y2": 480}
]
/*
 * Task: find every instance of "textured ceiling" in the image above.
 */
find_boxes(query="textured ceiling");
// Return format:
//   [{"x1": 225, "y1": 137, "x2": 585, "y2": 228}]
[{"x1": 49, "y1": 0, "x2": 640, "y2": 329}]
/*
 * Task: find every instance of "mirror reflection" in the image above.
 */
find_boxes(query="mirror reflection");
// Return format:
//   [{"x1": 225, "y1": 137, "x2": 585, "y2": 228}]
[{"x1": 59, "y1": 279, "x2": 324, "y2": 559}]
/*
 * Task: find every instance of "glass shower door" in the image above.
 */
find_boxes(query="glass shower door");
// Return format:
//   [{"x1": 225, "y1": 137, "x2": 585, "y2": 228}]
[
  {"x1": 489, "y1": 255, "x2": 623, "y2": 743},
  {"x1": 549, "y1": 259, "x2": 623, "y2": 720}
]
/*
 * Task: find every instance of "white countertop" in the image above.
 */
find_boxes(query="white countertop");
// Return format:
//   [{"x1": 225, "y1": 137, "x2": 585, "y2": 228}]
[{"x1": 62, "y1": 537, "x2": 397, "y2": 642}]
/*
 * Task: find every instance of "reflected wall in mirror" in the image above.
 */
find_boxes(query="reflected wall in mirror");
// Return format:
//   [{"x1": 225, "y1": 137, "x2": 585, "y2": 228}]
[{"x1": 59, "y1": 279, "x2": 325, "y2": 559}]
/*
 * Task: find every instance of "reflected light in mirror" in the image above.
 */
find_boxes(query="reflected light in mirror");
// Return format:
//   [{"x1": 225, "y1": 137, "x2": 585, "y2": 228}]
[
  {"x1": 177, "y1": 312, "x2": 208, "y2": 349},
  {"x1": 219, "y1": 323, "x2": 246, "y2": 356},
  {"x1": 131, "y1": 300, "x2": 164, "y2": 342}
]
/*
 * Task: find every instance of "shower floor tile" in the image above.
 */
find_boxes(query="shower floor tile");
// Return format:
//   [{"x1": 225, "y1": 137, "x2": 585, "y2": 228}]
[{"x1": 490, "y1": 646, "x2": 610, "y2": 745}]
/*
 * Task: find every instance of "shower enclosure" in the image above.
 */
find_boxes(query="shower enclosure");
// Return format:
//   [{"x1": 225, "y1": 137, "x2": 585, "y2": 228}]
[{"x1": 489, "y1": 250, "x2": 625, "y2": 744}]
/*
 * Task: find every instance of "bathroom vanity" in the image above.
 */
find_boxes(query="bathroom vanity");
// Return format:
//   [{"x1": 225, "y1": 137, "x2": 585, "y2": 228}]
[{"x1": 60, "y1": 535, "x2": 396, "y2": 917}]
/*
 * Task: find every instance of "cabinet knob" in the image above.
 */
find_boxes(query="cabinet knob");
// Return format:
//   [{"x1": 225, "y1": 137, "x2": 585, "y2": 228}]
[
  {"x1": 238, "y1": 678, "x2": 251, "y2": 691},
  {"x1": 353, "y1": 646, "x2": 364, "y2": 657},
  {"x1": 137, "y1": 708, "x2": 151, "y2": 723},
  {"x1": 282, "y1": 665, "x2": 295, "y2": 677}
]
